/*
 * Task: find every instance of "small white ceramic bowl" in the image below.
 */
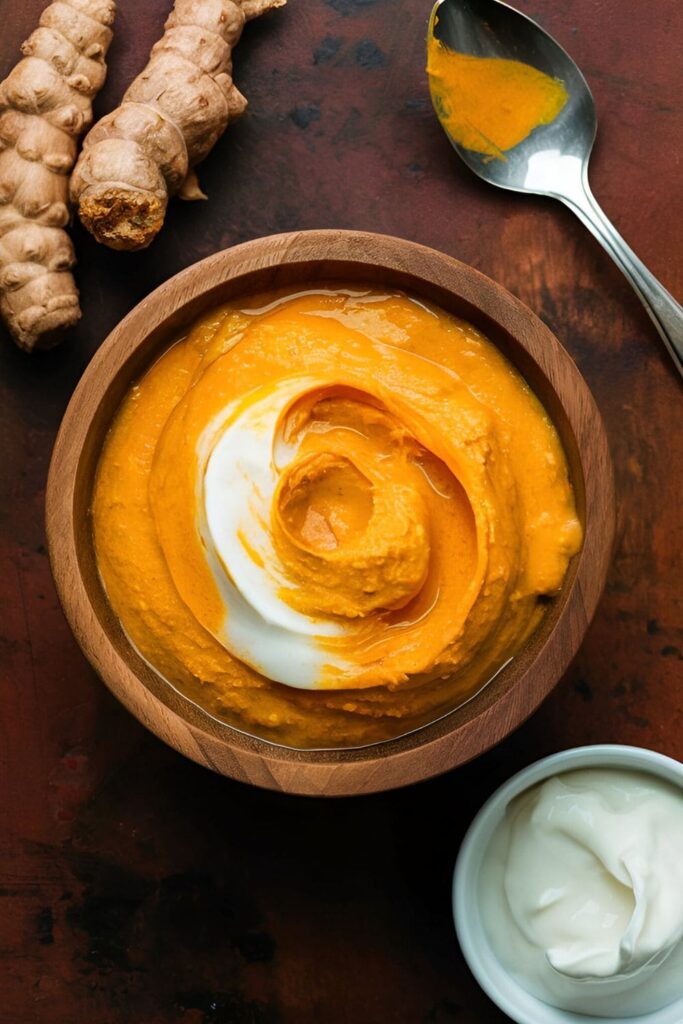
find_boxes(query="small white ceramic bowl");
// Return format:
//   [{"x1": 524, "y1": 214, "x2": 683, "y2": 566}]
[{"x1": 453, "y1": 744, "x2": 683, "y2": 1024}]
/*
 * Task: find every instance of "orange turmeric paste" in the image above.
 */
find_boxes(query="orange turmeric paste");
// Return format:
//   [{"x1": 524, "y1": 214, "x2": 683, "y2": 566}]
[
  {"x1": 92, "y1": 285, "x2": 582, "y2": 750},
  {"x1": 427, "y1": 18, "x2": 568, "y2": 160}
]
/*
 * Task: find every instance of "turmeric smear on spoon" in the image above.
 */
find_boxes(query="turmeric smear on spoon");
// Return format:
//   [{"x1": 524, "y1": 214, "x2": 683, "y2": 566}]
[{"x1": 427, "y1": 17, "x2": 568, "y2": 160}]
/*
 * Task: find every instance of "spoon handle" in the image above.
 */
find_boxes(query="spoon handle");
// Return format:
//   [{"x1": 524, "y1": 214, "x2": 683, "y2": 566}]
[{"x1": 560, "y1": 177, "x2": 683, "y2": 377}]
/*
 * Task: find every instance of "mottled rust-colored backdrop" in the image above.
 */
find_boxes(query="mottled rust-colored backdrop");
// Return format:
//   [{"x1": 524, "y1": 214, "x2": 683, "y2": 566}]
[{"x1": 1, "y1": 1, "x2": 681, "y2": 1021}]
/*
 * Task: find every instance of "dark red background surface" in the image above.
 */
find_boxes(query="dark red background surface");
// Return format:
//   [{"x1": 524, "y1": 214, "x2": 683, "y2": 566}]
[{"x1": 1, "y1": 1, "x2": 681, "y2": 1021}]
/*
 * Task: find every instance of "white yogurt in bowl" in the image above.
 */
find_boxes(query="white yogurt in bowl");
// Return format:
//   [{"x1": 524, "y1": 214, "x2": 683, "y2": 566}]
[{"x1": 453, "y1": 746, "x2": 683, "y2": 1024}]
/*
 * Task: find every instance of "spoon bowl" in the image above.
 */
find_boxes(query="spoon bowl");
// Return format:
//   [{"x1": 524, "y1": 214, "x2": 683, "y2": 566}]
[
  {"x1": 430, "y1": 0, "x2": 596, "y2": 194},
  {"x1": 428, "y1": 0, "x2": 683, "y2": 375}
]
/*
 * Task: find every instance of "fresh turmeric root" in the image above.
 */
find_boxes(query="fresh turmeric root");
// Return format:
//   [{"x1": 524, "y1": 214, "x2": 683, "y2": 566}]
[
  {"x1": 71, "y1": 0, "x2": 286, "y2": 252},
  {"x1": 0, "y1": 0, "x2": 115, "y2": 351}
]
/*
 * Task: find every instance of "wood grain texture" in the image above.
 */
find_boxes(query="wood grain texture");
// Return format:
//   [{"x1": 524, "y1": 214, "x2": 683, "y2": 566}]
[
  {"x1": 45, "y1": 230, "x2": 614, "y2": 795},
  {"x1": 0, "y1": 0, "x2": 681, "y2": 1021}
]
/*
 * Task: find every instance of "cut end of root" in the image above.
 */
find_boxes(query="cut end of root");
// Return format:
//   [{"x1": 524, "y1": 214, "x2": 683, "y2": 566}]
[
  {"x1": 14, "y1": 305, "x2": 81, "y2": 353},
  {"x1": 78, "y1": 189, "x2": 167, "y2": 251}
]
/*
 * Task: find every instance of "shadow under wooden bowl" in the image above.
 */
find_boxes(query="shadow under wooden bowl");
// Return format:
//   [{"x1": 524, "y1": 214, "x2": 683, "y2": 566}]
[{"x1": 46, "y1": 230, "x2": 615, "y2": 796}]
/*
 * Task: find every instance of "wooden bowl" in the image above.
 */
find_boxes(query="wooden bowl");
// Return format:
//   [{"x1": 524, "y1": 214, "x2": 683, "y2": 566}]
[{"x1": 46, "y1": 230, "x2": 614, "y2": 796}]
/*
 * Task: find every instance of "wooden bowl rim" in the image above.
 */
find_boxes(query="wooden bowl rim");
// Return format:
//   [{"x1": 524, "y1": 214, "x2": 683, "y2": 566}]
[{"x1": 46, "y1": 229, "x2": 615, "y2": 795}]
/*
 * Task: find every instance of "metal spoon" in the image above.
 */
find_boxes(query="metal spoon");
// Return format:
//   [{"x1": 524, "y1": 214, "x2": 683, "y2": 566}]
[{"x1": 428, "y1": 0, "x2": 683, "y2": 377}]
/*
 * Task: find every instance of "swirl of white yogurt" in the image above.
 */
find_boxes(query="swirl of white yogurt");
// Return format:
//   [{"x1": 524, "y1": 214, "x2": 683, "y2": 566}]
[{"x1": 199, "y1": 375, "x2": 353, "y2": 689}]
